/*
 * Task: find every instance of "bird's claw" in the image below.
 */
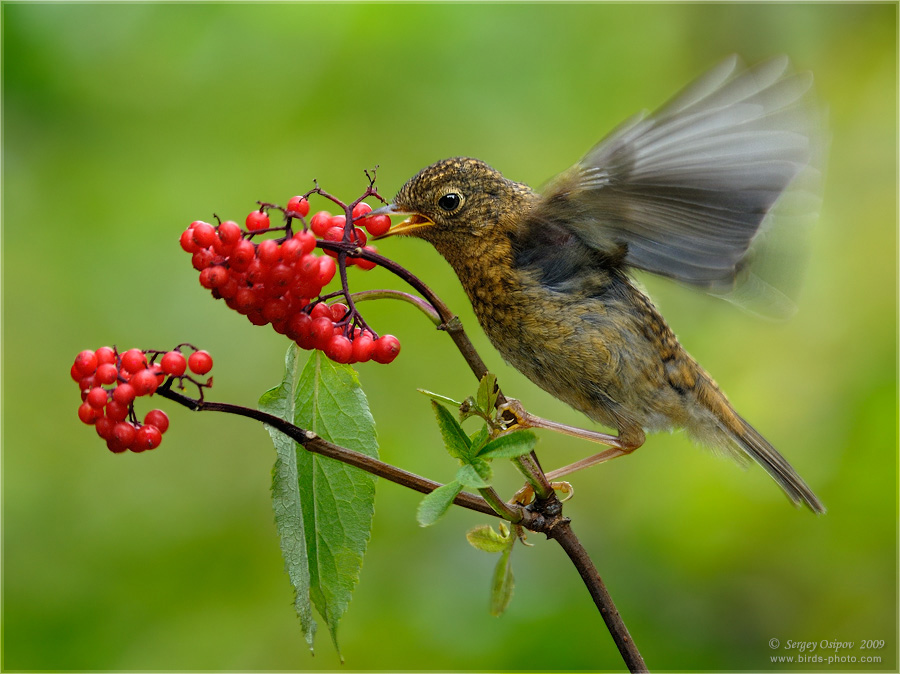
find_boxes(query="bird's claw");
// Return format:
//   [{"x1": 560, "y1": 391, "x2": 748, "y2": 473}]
[{"x1": 513, "y1": 480, "x2": 574, "y2": 506}]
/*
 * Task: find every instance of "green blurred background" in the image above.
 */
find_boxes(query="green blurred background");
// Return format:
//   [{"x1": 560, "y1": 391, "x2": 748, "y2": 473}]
[{"x1": 3, "y1": 3, "x2": 896, "y2": 671}]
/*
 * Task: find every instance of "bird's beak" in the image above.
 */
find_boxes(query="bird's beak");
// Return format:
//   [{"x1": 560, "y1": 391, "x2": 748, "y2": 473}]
[{"x1": 365, "y1": 204, "x2": 435, "y2": 239}]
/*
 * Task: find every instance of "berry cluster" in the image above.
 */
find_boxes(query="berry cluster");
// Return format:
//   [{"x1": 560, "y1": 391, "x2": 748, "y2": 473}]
[
  {"x1": 72, "y1": 346, "x2": 212, "y2": 453},
  {"x1": 181, "y1": 197, "x2": 400, "y2": 365}
]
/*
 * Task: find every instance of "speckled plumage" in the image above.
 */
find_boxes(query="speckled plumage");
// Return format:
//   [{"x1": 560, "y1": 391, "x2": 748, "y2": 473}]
[{"x1": 384, "y1": 56, "x2": 824, "y2": 513}]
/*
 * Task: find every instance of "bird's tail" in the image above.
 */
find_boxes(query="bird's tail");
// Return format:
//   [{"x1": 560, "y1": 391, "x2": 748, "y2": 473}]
[{"x1": 728, "y1": 412, "x2": 826, "y2": 514}]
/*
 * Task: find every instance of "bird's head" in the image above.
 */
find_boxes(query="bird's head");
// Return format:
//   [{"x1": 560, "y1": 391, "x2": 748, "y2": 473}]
[{"x1": 369, "y1": 158, "x2": 534, "y2": 250}]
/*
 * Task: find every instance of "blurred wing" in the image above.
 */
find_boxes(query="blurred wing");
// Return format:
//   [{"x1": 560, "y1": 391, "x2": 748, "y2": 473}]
[{"x1": 541, "y1": 55, "x2": 823, "y2": 316}]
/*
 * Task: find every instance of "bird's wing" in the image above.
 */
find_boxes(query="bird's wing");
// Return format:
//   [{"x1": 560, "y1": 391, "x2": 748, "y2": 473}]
[{"x1": 538, "y1": 55, "x2": 823, "y2": 316}]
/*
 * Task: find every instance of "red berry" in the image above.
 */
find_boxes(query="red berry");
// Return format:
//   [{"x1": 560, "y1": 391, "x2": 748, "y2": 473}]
[
  {"x1": 280, "y1": 236, "x2": 303, "y2": 263},
  {"x1": 351, "y1": 333, "x2": 376, "y2": 362},
  {"x1": 352, "y1": 202, "x2": 373, "y2": 220},
  {"x1": 287, "y1": 312, "x2": 312, "y2": 341},
  {"x1": 322, "y1": 226, "x2": 344, "y2": 257},
  {"x1": 229, "y1": 239, "x2": 256, "y2": 271},
  {"x1": 96, "y1": 363, "x2": 119, "y2": 385},
  {"x1": 121, "y1": 349, "x2": 147, "y2": 373},
  {"x1": 245, "y1": 209, "x2": 270, "y2": 231},
  {"x1": 199, "y1": 265, "x2": 228, "y2": 289},
  {"x1": 329, "y1": 214, "x2": 347, "y2": 230},
  {"x1": 105, "y1": 400, "x2": 129, "y2": 422},
  {"x1": 78, "y1": 402, "x2": 102, "y2": 425},
  {"x1": 217, "y1": 220, "x2": 242, "y2": 248},
  {"x1": 73, "y1": 350, "x2": 98, "y2": 377},
  {"x1": 144, "y1": 409, "x2": 170, "y2": 433},
  {"x1": 310, "y1": 302, "x2": 332, "y2": 320},
  {"x1": 113, "y1": 383, "x2": 136, "y2": 406},
  {"x1": 180, "y1": 228, "x2": 200, "y2": 253},
  {"x1": 351, "y1": 227, "x2": 368, "y2": 247},
  {"x1": 310, "y1": 317, "x2": 335, "y2": 350},
  {"x1": 257, "y1": 238, "x2": 281, "y2": 265},
  {"x1": 131, "y1": 425, "x2": 162, "y2": 452},
  {"x1": 188, "y1": 350, "x2": 213, "y2": 375},
  {"x1": 131, "y1": 368, "x2": 159, "y2": 396},
  {"x1": 294, "y1": 230, "x2": 317, "y2": 255},
  {"x1": 316, "y1": 255, "x2": 336, "y2": 286},
  {"x1": 262, "y1": 298, "x2": 289, "y2": 323},
  {"x1": 107, "y1": 436, "x2": 129, "y2": 454},
  {"x1": 310, "y1": 210, "x2": 332, "y2": 237},
  {"x1": 330, "y1": 302, "x2": 349, "y2": 322},
  {"x1": 95, "y1": 346, "x2": 117, "y2": 365},
  {"x1": 191, "y1": 248, "x2": 216, "y2": 270},
  {"x1": 113, "y1": 422, "x2": 137, "y2": 448},
  {"x1": 363, "y1": 214, "x2": 392, "y2": 237},
  {"x1": 191, "y1": 221, "x2": 217, "y2": 248},
  {"x1": 287, "y1": 196, "x2": 310, "y2": 217},
  {"x1": 160, "y1": 351, "x2": 187, "y2": 376},
  {"x1": 373, "y1": 335, "x2": 401, "y2": 364},
  {"x1": 324, "y1": 334, "x2": 353, "y2": 364},
  {"x1": 96, "y1": 415, "x2": 115, "y2": 438},
  {"x1": 355, "y1": 246, "x2": 378, "y2": 271},
  {"x1": 86, "y1": 387, "x2": 109, "y2": 409}
]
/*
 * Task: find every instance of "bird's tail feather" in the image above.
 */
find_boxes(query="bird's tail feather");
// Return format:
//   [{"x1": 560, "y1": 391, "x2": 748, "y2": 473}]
[{"x1": 730, "y1": 413, "x2": 825, "y2": 514}]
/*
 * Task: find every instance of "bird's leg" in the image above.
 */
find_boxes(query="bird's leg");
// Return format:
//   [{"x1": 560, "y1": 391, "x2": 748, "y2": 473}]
[
  {"x1": 498, "y1": 399, "x2": 628, "y2": 448},
  {"x1": 545, "y1": 426, "x2": 645, "y2": 480},
  {"x1": 502, "y1": 399, "x2": 645, "y2": 503}
]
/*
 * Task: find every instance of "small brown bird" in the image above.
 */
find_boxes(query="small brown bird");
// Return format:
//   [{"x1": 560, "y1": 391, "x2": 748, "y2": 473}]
[{"x1": 374, "y1": 55, "x2": 825, "y2": 513}]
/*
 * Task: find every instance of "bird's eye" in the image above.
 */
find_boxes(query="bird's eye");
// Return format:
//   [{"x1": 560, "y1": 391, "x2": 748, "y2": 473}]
[{"x1": 438, "y1": 193, "x2": 461, "y2": 212}]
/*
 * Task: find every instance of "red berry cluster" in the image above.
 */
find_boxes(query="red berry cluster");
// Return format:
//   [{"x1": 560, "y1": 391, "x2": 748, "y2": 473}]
[
  {"x1": 181, "y1": 197, "x2": 400, "y2": 365},
  {"x1": 71, "y1": 346, "x2": 212, "y2": 453}
]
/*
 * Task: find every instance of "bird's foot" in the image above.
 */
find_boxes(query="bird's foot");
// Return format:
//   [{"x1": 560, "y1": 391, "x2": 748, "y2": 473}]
[{"x1": 513, "y1": 480, "x2": 574, "y2": 507}]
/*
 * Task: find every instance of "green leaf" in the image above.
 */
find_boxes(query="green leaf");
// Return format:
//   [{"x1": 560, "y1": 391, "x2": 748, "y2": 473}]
[
  {"x1": 468, "y1": 425, "x2": 490, "y2": 456},
  {"x1": 455, "y1": 461, "x2": 493, "y2": 489},
  {"x1": 259, "y1": 347, "x2": 316, "y2": 651},
  {"x1": 260, "y1": 347, "x2": 378, "y2": 657},
  {"x1": 490, "y1": 546, "x2": 515, "y2": 617},
  {"x1": 417, "y1": 480, "x2": 463, "y2": 527},
  {"x1": 430, "y1": 399, "x2": 471, "y2": 461},
  {"x1": 476, "y1": 373, "x2": 498, "y2": 415},
  {"x1": 417, "y1": 388, "x2": 463, "y2": 407},
  {"x1": 466, "y1": 522, "x2": 512, "y2": 553},
  {"x1": 477, "y1": 430, "x2": 537, "y2": 459}
]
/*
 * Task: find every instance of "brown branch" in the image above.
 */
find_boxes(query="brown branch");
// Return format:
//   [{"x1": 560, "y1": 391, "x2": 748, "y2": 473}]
[
  {"x1": 156, "y1": 377, "x2": 645, "y2": 671},
  {"x1": 546, "y1": 514, "x2": 648, "y2": 672}
]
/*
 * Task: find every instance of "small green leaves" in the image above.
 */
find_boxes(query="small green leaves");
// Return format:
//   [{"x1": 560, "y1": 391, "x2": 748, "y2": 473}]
[
  {"x1": 476, "y1": 373, "x2": 499, "y2": 416},
  {"x1": 477, "y1": 430, "x2": 537, "y2": 459},
  {"x1": 467, "y1": 522, "x2": 516, "y2": 616},
  {"x1": 430, "y1": 400, "x2": 472, "y2": 461},
  {"x1": 466, "y1": 521, "x2": 513, "y2": 553},
  {"x1": 417, "y1": 480, "x2": 463, "y2": 526},
  {"x1": 420, "y1": 373, "x2": 538, "y2": 527}
]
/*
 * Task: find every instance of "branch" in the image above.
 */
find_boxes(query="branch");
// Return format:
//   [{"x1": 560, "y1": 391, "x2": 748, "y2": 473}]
[{"x1": 155, "y1": 378, "x2": 646, "y2": 672}]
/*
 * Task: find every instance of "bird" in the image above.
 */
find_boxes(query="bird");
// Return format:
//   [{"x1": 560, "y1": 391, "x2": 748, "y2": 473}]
[{"x1": 370, "y1": 55, "x2": 825, "y2": 513}]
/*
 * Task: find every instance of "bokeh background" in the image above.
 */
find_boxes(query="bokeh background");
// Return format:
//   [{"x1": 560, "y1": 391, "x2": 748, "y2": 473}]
[{"x1": 3, "y1": 3, "x2": 896, "y2": 671}]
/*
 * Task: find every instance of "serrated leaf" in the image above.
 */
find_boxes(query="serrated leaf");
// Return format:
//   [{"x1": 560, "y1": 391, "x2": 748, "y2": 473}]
[
  {"x1": 490, "y1": 546, "x2": 515, "y2": 617},
  {"x1": 466, "y1": 523, "x2": 512, "y2": 553},
  {"x1": 468, "y1": 425, "x2": 490, "y2": 456},
  {"x1": 476, "y1": 373, "x2": 498, "y2": 415},
  {"x1": 260, "y1": 347, "x2": 377, "y2": 658},
  {"x1": 417, "y1": 388, "x2": 463, "y2": 407},
  {"x1": 260, "y1": 346, "x2": 316, "y2": 651},
  {"x1": 431, "y1": 399, "x2": 471, "y2": 461},
  {"x1": 417, "y1": 480, "x2": 463, "y2": 527},
  {"x1": 455, "y1": 461, "x2": 493, "y2": 489},
  {"x1": 477, "y1": 430, "x2": 537, "y2": 459}
]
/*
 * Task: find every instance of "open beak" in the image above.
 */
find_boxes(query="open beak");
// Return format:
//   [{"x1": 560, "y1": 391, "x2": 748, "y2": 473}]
[{"x1": 365, "y1": 204, "x2": 435, "y2": 239}]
